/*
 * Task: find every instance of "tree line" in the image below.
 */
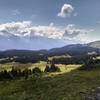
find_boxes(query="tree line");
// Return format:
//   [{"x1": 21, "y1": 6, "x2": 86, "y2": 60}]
[{"x1": 0, "y1": 63, "x2": 60, "y2": 80}]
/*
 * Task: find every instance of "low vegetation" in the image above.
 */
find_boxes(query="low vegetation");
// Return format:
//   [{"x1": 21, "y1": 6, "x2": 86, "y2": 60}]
[
  {"x1": 0, "y1": 63, "x2": 100, "y2": 100},
  {"x1": 0, "y1": 55, "x2": 99, "y2": 100}
]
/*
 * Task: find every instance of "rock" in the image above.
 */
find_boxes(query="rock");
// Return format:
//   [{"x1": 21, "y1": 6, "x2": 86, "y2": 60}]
[
  {"x1": 85, "y1": 96, "x2": 94, "y2": 100},
  {"x1": 85, "y1": 87, "x2": 100, "y2": 100},
  {"x1": 95, "y1": 93, "x2": 100, "y2": 100},
  {"x1": 95, "y1": 87, "x2": 100, "y2": 93}
]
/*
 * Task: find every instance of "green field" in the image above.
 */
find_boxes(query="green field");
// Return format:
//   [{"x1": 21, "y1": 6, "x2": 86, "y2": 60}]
[
  {"x1": 0, "y1": 62, "x2": 100, "y2": 100},
  {"x1": 0, "y1": 61, "x2": 47, "y2": 71}
]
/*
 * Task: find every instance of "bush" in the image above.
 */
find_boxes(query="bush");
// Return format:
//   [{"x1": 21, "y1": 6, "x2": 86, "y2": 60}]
[
  {"x1": 10, "y1": 69, "x2": 18, "y2": 77},
  {"x1": 0, "y1": 70, "x2": 12, "y2": 79},
  {"x1": 44, "y1": 65, "x2": 50, "y2": 72},
  {"x1": 32, "y1": 67, "x2": 42, "y2": 74},
  {"x1": 22, "y1": 68, "x2": 29, "y2": 79},
  {"x1": 44, "y1": 64, "x2": 60, "y2": 72},
  {"x1": 78, "y1": 64, "x2": 94, "y2": 71},
  {"x1": 50, "y1": 63, "x2": 60, "y2": 72}
]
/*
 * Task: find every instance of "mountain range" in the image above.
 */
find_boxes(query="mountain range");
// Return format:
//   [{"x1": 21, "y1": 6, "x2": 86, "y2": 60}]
[{"x1": 0, "y1": 40, "x2": 100, "y2": 58}]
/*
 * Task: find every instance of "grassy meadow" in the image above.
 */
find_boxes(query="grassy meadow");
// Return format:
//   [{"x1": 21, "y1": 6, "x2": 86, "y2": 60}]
[{"x1": 0, "y1": 62, "x2": 100, "y2": 100}]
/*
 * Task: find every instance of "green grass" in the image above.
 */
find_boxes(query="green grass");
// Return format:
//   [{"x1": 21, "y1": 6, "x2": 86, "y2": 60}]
[
  {"x1": 0, "y1": 63, "x2": 100, "y2": 100},
  {"x1": 0, "y1": 61, "x2": 47, "y2": 71}
]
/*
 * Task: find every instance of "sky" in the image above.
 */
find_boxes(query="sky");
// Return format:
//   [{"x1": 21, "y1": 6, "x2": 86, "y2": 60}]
[{"x1": 0, "y1": 0, "x2": 100, "y2": 50}]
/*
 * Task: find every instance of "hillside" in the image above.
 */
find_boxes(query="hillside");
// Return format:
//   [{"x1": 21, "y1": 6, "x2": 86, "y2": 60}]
[
  {"x1": 88, "y1": 40, "x2": 100, "y2": 48},
  {"x1": 48, "y1": 41, "x2": 100, "y2": 56},
  {"x1": 0, "y1": 41, "x2": 99, "y2": 64},
  {"x1": 48, "y1": 44, "x2": 100, "y2": 56},
  {"x1": 0, "y1": 64, "x2": 100, "y2": 100},
  {"x1": 0, "y1": 41, "x2": 100, "y2": 58}
]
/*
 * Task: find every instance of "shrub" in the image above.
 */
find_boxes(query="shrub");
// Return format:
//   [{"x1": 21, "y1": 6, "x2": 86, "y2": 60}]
[
  {"x1": 44, "y1": 64, "x2": 60, "y2": 72},
  {"x1": 44, "y1": 65, "x2": 50, "y2": 72},
  {"x1": 23, "y1": 68, "x2": 29, "y2": 79},
  {"x1": 32, "y1": 67, "x2": 42, "y2": 74},
  {"x1": 50, "y1": 63, "x2": 60, "y2": 72}
]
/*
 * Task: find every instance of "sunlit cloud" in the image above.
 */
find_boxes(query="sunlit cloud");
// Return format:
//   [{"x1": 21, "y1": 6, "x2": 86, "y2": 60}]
[
  {"x1": 58, "y1": 4, "x2": 74, "y2": 18},
  {"x1": 0, "y1": 21, "x2": 92, "y2": 42}
]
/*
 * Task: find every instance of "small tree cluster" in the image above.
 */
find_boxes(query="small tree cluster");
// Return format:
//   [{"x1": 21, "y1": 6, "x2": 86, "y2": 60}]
[
  {"x1": 0, "y1": 67, "x2": 42, "y2": 80},
  {"x1": 0, "y1": 63, "x2": 61, "y2": 80},
  {"x1": 44, "y1": 63, "x2": 60, "y2": 72},
  {"x1": 78, "y1": 56, "x2": 99, "y2": 71}
]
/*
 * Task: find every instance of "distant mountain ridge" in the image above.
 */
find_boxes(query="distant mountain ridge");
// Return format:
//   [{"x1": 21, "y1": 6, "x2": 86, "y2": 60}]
[
  {"x1": 0, "y1": 40, "x2": 100, "y2": 58},
  {"x1": 47, "y1": 43, "x2": 100, "y2": 56},
  {"x1": 87, "y1": 40, "x2": 100, "y2": 48}
]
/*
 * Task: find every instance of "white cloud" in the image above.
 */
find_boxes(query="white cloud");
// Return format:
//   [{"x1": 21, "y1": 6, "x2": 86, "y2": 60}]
[
  {"x1": 58, "y1": 4, "x2": 74, "y2": 18},
  {"x1": 63, "y1": 24, "x2": 89, "y2": 40},
  {"x1": 0, "y1": 21, "x2": 91, "y2": 42},
  {"x1": 12, "y1": 10, "x2": 21, "y2": 16}
]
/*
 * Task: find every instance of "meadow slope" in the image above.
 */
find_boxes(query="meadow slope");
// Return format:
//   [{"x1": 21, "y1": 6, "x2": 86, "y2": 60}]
[{"x1": 0, "y1": 64, "x2": 100, "y2": 100}]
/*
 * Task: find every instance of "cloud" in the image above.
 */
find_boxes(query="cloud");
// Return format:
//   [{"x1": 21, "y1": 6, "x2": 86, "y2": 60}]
[
  {"x1": 0, "y1": 21, "x2": 91, "y2": 42},
  {"x1": 11, "y1": 10, "x2": 21, "y2": 16},
  {"x1": 63, "y1": 24, "x2": 89, "y2": 41},
  {"x1": 58, "y1": 4, "x2": 74, "y2": 18}
]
